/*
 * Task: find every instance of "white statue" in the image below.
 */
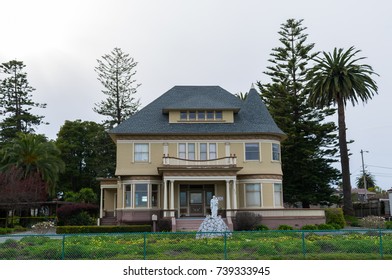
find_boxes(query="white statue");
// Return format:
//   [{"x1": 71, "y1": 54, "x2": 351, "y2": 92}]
[{"x1": 210, "y1": 195, "x2": 219, "y2": 218}]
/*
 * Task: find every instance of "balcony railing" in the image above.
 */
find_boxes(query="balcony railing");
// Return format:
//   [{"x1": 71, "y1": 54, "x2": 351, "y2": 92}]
[{"x1": 162, "y1": 154, "x2": 237, "y2": 166}]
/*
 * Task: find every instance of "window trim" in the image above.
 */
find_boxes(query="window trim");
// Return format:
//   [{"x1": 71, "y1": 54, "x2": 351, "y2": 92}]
[
  {"x1": 133, "y1": 143, "x2": 150, "y2": 163},
  {"x1": 245, "y1": 183, "x2": 262, "y2": 207},
  {"x1": 244, "y1": 142, "x2": 260, "y2": 161},
  {"x1": 273, "y1": 183, "x2": 283, "y2": 207},
  {"x1": 272, "y1": 143, "x2": 281, "y2": 162}
]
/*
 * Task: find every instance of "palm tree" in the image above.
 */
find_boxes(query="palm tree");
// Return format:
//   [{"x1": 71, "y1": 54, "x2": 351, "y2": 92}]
[
  {"x1": 306, "y1": 47, "x2": 378, "y2": 216},
  {"x1": 355, "y1": 172, "x2": 376, "y2": 189},
  {"x1": 0, "y1": 133, "x2": 65, "y2": 197}
]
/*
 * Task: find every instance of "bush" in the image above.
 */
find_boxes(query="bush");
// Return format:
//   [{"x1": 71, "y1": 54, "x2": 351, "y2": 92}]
[
  {"x1": 277, "y1": 224, "x2": 293, "y2": 230},
  {"x1": 255, "y1": 224, "x2": 269, "y2": 231},
  {"x1": 360, "y1": 216, "x2": 385, "y2": 229},
  {"x1": 317, "y1": 224, "x2": 335, "y2": 230},
  {"x1": 344, "y1": 215, "x2": 360, "y2": 227},
  {"x1": 301, "y1": 224, "x2": 318, "y2": 230},
  {"x1": 57, "y1": 203, "x2": 98, "y2": 226},
  {"x1": 234, "y1": 212, "x2": 259, "y2": 231},
  {"x1": 157, "y1": 219, "x2": 172, "y2": 232},
  {"x1": 0, "y1": 228, "x2": 13, "y2": 235},
  {"x1": 56, "y1": 225, "x2": 151, "y2": 234},
  {"x1": 325, "y1": 208, "x2": 345, "y2": 229}
]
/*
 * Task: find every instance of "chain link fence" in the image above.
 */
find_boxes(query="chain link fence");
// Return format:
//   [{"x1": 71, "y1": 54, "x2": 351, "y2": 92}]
[{"x1": 1, "y1": 229, "x2": 391, "y2": 260}]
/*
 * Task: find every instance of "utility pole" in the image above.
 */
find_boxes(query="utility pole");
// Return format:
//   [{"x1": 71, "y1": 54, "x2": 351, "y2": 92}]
[{"x1": 360, "y1": 149, "x2": 369, "y2": 201}]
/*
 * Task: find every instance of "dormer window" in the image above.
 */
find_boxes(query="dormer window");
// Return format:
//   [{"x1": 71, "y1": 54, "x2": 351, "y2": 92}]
[
  {"x1": 180, "y1": 111, "x2": 187, "y2": 120},
  {"x1": 177, "y1": 110, "x2": 224, "y2": 121}
]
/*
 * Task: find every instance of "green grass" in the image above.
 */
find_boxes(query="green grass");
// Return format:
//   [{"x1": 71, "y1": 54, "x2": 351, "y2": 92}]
[{"x1": 0, "y1": 230, "x2": 391, "y2": 260}]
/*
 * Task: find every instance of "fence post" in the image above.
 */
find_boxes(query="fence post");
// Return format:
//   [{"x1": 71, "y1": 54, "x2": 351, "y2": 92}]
[
  {"x1": 61, "y1": 235, "x2": 65, "y2": 260},
  {"x1": 379, "y1": 228, "x2": 383, "y2": 259},
  {"x1": 302, "y1": 231, "x2": 306, "y2": 259},
  {"x1": 224, "y1": 232, "x2": 227, "y2": 260},
  {"x1": 143, "y1": 232, "x2": 147, "y2": 260}
]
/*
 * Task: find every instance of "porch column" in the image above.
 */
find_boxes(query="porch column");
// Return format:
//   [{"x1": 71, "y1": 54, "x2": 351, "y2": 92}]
[
  {"x1": 164, "y1": 180, "x2": 168, "y2": 217},
  {"x1": 99, "y1": 187, "x2": 104, "y2": 219},
  {"x1": 226, "y1": 180, "x2": 231, "y2": 217},
  {"x1": 170, "y1": 180, "x2": 175, "y2": 217},
  {"x1": 232, "y1": 179, "x2": 237, "y2": 210}
]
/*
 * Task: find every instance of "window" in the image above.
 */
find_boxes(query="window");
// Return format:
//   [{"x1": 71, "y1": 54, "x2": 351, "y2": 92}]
[
  {"x1": 151, "y1": 184, "x2": 159, "y2": 207},
  {"x1": 200, "y1": 143, "x2": 207, "y2": 160},
  {"x1": 246, "y1": 183, "x2": 261, "y2": 207},
  {"x1": 189, "y1": 111, "x2": 196, "y2": 120},
  {"x1": 180, "y1": 191, "x2": 187, "y2": 207},
  {"x1": 209, "y1": 143, "x2": 217, "y2": 159},
  {"x1": 245, "y1": 143, "x2": 260, "y2": 161},
  {"x1": 207, "y1": 111, "x2": 214, "y2": 120},
  {"x1": 134, "y1": 144, "x2": 149, "y2": 162},
  {"x1": 188, "y1": 143, "x2": 195, "y2": 160},
  {"x1": 215, "y1": 111, "x2": 222, "y2": 120},
  {"x1": 274, "y1": 183, "x2": 283, "y2": 207},
  {"x1": 178, "y1": 143, "x2": 196, "y2": 159},
  {"x1": 125, "y1": 185, "x2": 132, "y2": 207},
  {"x1": 180, "y1": 111, "x2": 187, "y2": 120},
  {"x1": 179, "y1": 143, "x2": 186, "y2": 159},
  {"x1": 135, "y1": 184, "x2": 148, "y2": 207},
  {"x1": 198, "y1": 111, "x2": 205, "y2": 120},
  {"x1": 272, "y1": 143, "x2": 280, "y2": 161}
]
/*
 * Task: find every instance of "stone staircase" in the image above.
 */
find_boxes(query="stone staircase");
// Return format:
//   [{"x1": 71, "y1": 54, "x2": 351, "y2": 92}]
[{"x1": 100, "y1": 216, "x2": 117, "y2": 226}]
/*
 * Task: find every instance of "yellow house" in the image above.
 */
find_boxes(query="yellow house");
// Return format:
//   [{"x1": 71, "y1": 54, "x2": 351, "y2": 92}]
[{"x1": 99, "y1": 85, "x2": 325, "y2": 229}]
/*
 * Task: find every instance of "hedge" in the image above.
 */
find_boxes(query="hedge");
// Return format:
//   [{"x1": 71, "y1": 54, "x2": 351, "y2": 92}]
[{"x1": 56, "y1": 225, "x2": 152, "y2": 234}]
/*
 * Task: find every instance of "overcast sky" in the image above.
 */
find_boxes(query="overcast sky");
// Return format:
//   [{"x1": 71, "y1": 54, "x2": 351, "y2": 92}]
[{"x1": 1, "y1": 0, "x2": 391, "y2": 190}]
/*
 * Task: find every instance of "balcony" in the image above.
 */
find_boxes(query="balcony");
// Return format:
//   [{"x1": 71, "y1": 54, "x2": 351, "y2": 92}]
[{"x1": 162, "y1": 154, "x2": 237, "y2": 167}]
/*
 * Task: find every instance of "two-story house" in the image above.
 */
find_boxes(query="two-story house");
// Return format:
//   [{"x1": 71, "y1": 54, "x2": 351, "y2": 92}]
[{"x1": 99, "y1": 85, "x2": 325, "y2": 230}]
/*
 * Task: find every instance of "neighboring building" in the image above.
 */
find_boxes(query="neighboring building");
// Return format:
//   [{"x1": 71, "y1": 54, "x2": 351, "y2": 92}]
[{"x1": 99, "y1": 85, "x2": 325, "y2": 229}]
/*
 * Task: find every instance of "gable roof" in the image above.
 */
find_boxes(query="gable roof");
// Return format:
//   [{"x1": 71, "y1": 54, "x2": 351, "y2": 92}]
[{"x1": 109, "y1": 85, "x2": 285, "y2": 138}]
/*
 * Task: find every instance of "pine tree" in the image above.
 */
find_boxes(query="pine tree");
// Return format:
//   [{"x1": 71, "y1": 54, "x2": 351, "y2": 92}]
[
  {"x1": 258, "y1": 19, "x2": 340, "y2": 207},
  {"x1": 94, "y1": 47, "x2": 141, "y2": 128},
  {"x1": 0, "y1": 60, "x2": 47, "y2": 142}
]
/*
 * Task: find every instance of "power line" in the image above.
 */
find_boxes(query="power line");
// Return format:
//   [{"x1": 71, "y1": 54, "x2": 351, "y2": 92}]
[{"x1": 367, "y1": 164, "x2": 392, "y2": 170}]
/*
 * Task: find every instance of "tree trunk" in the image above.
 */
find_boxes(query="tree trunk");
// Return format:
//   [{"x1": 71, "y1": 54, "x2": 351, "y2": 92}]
[{"x1": 337, "y1": 97, "x2": 354, "y2": 216}]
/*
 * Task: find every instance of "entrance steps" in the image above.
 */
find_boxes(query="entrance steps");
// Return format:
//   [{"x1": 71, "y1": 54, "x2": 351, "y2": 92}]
[{"x1": 174, "y1": 217, "x2": 232, "y2": 232}]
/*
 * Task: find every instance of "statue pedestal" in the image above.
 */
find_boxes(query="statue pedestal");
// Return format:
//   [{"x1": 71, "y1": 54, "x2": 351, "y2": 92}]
[{"x1": 196, "y1": 215, "x2": 231, "y2": 239}]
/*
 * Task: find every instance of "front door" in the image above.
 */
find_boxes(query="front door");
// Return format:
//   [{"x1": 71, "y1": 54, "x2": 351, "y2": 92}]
[
  {"x1": 180, "y1": 184, "x2": 215, "y2": 217},
  {"x1": 189, "y1": 191, "x2": 203, "y2": 215}
]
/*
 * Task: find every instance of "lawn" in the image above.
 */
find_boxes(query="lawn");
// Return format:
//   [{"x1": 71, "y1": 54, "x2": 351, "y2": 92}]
[{"x1": 1, "y1": 230, "x2": 391, "y2": 260}]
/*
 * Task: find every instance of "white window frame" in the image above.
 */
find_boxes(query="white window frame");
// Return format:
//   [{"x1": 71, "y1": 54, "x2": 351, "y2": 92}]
[
  {"x1": 134, "y1": 143, "x2": 150, "y2": 163},
  {"x1": 272, "y1": 143, "x2": 281, "y2": 162},
  {"x1": 244, "y1": 142, "x2": 260, "y2": 161},
  {"x1": 123, "y1": 182, "x2": 161, "y2": 209},
  {"x1": 245, "y1": 183, "x2": 262, "y2": 207},
  {"x1": 273, "y1": 183, "x2": 283, "y2": 207}
]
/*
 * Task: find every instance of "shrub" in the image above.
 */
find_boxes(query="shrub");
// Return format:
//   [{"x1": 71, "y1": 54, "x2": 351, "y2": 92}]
[
  {"x1": 157, "y1": 219, "x2": 172, "y2": 232},
  {"x1": 0, "y1": 228, "x2": 13, "y2": 235},
  {"x1": 360, "y1": 216, "x2": 385, "y2": 229},
  {"x1": 385, "y1": 221, "x2": 392, "y2": 229},
  {"x1": 325, "y1": 208, "x2": 345, "y2": 229},
  {"x1": 277, "y1": 224, "x2": 293, "y2": 230},
  {"x1": 344, "y1": 215, "x2": 360, "y2": 227},
  {"x1": 56, "y1": 225, "x2": 151, "y2": 234},
  {"x1": 317, "y1": 224, "x2": 335, "y2": 230},
  {"x1": 234, "y1": 212, "x2": 259, "y2": 231},
  {"x1": 301, "y1": 224, "x2": 318, "y2": 230},
  {"x1": 57, "y1": 203, "x2": 98, "y2": 226},
  {"x1": 255, "y1": 224, "x2": 269, "y2": 231}
]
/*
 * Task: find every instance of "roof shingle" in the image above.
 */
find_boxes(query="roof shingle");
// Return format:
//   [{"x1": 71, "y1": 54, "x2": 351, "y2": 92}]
[{"x1": 109, "y1": 85, "x2": 285, "y2": 137}]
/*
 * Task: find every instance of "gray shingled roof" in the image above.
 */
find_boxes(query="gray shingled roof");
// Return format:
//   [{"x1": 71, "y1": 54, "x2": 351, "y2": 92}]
[{"x1": 109, "y1": 86, "x2": 285, "y2": 137}]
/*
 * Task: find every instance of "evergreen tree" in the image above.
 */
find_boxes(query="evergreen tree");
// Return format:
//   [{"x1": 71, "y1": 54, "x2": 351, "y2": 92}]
[
  {"x1": 258, "y1": 19, "x2": 340, "y2": 207},
  {"x1": 0, "y1": 60, "x2": 47, "y2": 142},
  {"x1": 56, "y1": 120, "x2": 116, "y2": 194},
  {"x1": 94, "y1": 47, "x2": 141, "y2": 128}
]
